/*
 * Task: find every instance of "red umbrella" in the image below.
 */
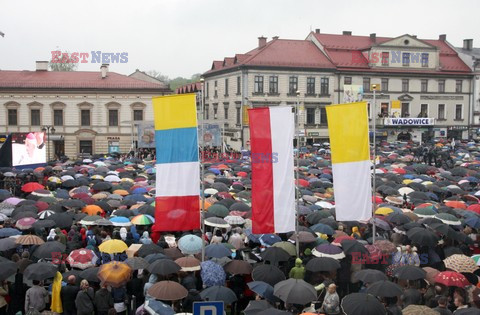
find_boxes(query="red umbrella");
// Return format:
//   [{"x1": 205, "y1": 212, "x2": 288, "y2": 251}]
[
  {"x1": 296, "y1": 179, "x2": 310, "y2": 187},
  {"x1": 393, "y1": 168, "x2": 406, "y2": 175},
  {"x1": 434, "y1": 271, "x2": 470, "y2": 288},
  {"x1": 467, "y1": 204, "x2": 480, "y2": 215},
  {"x1": 67, "y1": 249, "x2": 98, "y2": 269},
  {"x1": 237, "y1": 172, "x2": 248, "y2": 177},
  {"x1": 35, "y1": 201, "x2": 49, "y2": 212},
  {"x1": 332, "y1": 235, "x2": 354, "y2": 246},
  {"x1": 21, "y1": 182, "x2": 44, "y2": 193}
]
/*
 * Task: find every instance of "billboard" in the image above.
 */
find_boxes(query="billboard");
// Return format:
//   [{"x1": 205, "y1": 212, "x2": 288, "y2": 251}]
[
  {"x1": 11, "y1": 132, "x2": 47, "y2": 167},
  {"x1": 384, "y1": 118, "x2": 435, "y2": 126},
  {"x1": 391, "y1": 100, "x2": 401, "y2": 118},
  {"x1": 137, "y1": 122, "x2": 155, "y2": 148},
  {"x1": 200, "y1": 124, "x2": 222, "y2": 147},
  {"x1": 343, "y1": 85, "x2": 364, "y2": 103}
]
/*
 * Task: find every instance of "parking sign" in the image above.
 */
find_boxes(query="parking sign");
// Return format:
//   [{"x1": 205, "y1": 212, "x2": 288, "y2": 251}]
[{"x1": 193, "y1": 301, "x2": 224, "y2": 315}]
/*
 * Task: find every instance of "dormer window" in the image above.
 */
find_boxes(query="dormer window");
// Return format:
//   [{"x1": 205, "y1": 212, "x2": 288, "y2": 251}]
[
  {"x1": 402, "y1": 53, "x2": 410, "y2": 67},
  {"x1": 381, "y1": 52, "x2": 389, "y2": 66},
  {"x1": 421, "y1": 53, "x2": 429, "y2": 67}
]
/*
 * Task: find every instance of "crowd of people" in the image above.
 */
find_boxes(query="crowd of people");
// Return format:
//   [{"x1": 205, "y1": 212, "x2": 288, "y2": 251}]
[{"x1": 0, "y1": 138, "x2": 479, "y2": 314}]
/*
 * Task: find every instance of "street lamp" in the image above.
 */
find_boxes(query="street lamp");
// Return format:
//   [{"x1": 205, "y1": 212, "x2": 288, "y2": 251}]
[{"x1": 42, "y1": 125, "x2": 55, "y2": 161}]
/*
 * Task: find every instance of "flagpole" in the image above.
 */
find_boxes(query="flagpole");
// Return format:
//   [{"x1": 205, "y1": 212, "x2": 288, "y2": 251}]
[
  {"x1": 372, "y1": 85, "x2": 377, "y2": 243},
  {"x1": 295, "y1": 91, "x2": 301, "y2": 258},
  {"x1": 200, "y1": 78, "x2": 206, "y2": 262}
]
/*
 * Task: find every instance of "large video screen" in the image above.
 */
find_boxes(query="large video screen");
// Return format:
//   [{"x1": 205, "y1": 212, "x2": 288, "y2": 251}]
[{"x1": 12, "y1": 132, "x2": 47, "y2": 166}]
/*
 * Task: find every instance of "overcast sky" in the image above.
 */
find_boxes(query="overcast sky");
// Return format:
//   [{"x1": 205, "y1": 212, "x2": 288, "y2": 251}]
[{"x1": 1, "y1": 0, "x2": 479, "y2": 78}]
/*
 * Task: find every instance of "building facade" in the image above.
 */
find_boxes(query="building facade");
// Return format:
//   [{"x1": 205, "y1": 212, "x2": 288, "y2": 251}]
[
  {"x1": 0, "y1": 62, "x2": 170, "y2": 159},
  {"x1": 202, "y1": 31, "x2": 473, "y2": 150}
]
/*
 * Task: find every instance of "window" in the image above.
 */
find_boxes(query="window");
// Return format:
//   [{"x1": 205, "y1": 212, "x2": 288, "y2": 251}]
[
  {"x1": 53, "y1": 109, "x2": 63, "y2": 126},
  {"x1": 420, "y1": 104, "x2": 428, "y2": 117},
  {"x1": 455, "y1": 104, "x2": 463, "y2": 120},
  {"x1": 269, "y1": 76, "x2": 278, "y2": 94},
  {"x1": 79, "y1": 140, "x2": 93, "y2": 155},
  {"x1": 421, "y1": 53, "x2": 429, "y2": 67},
  {"x1": 421, "y1": 79, "x2": 428, "y2": 93},
  {"x1": 214, "y1": 81, "x2": 218, "y2": 98},
  {"x1": 402, "y1": 79, "x2": 409, "y2": 92},
  {"x1": 213, "y1": 106, "x2": 218, "y2": 119},
  {"x1": 321, "y1": 77, "x2": 329, "y2": 95},
  {"x1": 108, "y1": 109, "x2": 118, "y2": 126},
  {"x1": 8, "y1": 109, "x2": 17, "y2": 126},
  {"x1": 381, "y1": 52, "x2": 389, "y2": 66},
  {"x1": 205, "y1": 105, "x2": 209, "y2": 120},
  {"x1": 307, "y1": 77, "x2": 316, "y2": 95},
  {"x1": 254, "y1": 76, "x2": 264, "y2": 94},
  {"x1": 133, "y1": 109, "x2": 143, "y2": 121},
  {"x1": 236, "y1": 107, "x2": 241, "y2": 125},
  {"x1": 320, "y1": 107, "x2": 327, "y2": 125},
  {"x1": 401, "y1": 103, "x2": 409, "y2": 117},
  {"x1": 81, "y1": 109, "x2": 90, "y2": 126},
  {"x1": 381, "y1": 78, "x2": 389, "y2": 92},
  {"x1": 402, "y1": 53, "x2": 410, "y2": 66},
  {"x1": 363, "y1": 77, "x2": 370, "y2": 91},
  {"x1": 224, "y1": 78, "x2": 229, "y2": 96},
  {"x1": 438, "y1": 80, "x2": 445, "y2": 93},
  {"x1": 236, "y1": 76, "x2": 241, "y2": 95},
  {"x1": 438, "y1": 104, "x2": 445, "y2": 119},
  {"x1": 306, "y1": 108, "x2": 315, "y2": 124},
  {"x1": 224, "y1": 104, "x2": 229, "y2": 119},
  {"x1": 344, "y1": 77, "x2": 352, "y2": 85},
  {"x1": 289, "y1": 76, "x2": 298, "y2": 94},
  {"x1": 456, "y1": 80, "x2": 463, "y2": 93},
  {"x1": 206, "y1": 82, "x2": 209, "y2": 98},
  {"x1": 380, "y1": 103, "x2": 389, "y2": 116},
  {"x1": 31, "y1": 109, "x2": 40, "y2": 126}
]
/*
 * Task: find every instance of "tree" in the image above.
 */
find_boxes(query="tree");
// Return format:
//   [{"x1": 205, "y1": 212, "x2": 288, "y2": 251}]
[
  {"x1": 49, "y1": 50, "x2": 78, "y2": 71},
  {"x1": 146, "y1": 70, "x2": 170, "y2": 84}
]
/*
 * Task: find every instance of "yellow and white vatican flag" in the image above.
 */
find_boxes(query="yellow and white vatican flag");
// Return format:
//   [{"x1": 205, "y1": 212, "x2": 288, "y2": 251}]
[{"x1": 326, "y1": 101, "x2": 372, "y2": 221}]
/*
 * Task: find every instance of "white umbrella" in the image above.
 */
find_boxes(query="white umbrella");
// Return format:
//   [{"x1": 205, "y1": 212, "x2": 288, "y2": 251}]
[{"x1": 104, "y1": 175, "x2": 121, "y2": 182}]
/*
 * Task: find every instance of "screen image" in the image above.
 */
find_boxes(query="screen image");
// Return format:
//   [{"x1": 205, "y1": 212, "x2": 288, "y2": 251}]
[{"x1": 11, "y1": 132, "x2": 47, "y2": 166}]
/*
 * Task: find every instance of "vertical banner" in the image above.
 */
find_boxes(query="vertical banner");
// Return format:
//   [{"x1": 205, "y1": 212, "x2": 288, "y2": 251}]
[
  {"x1": 137, "y1": 122, "x2": 156, "y2": 148},
  {"x1": 248, "y1": 107, "x2": 295, "y2": 234},
  {"x1": 242, "y1": 105, "x2": 250, "y2": 126},
  {"x1": 153, "y1": 94, "x2": 200, "y2": 231},
  {"x1": 199, "y1": 124, "x2": 221, "y2": 147},
  {"x1": 343, "y1": 85, "x2": 364, "y2": 103},
  {"x1": 391, "y1": 100, "x2": 401, "y2": 118},
  {"x1": 326, "y1": 101, "x2": 372, "y2": 221}
]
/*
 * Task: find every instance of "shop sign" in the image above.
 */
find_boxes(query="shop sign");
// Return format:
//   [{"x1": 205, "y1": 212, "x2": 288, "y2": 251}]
[{"x1": 384, "y1": 118, "x2": 435, "y2": 126}]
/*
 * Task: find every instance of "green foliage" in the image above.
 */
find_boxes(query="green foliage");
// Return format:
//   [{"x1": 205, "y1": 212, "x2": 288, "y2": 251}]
[{"x1": 146, "y1": 71, "x2": 201, "y2": 91}]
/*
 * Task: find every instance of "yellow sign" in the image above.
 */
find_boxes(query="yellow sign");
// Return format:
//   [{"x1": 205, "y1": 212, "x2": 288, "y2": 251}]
[
  {"x1": 242, "y1": 105, "x2": 250, "y2": 126},
  {"x1": 391, "y1": 100, "x2": 401, "y2": 118},
  {"x1": 391, "y1": 100, "x2": 401, "y2": 109},
  {"x1": 370, "y1": 84, "x2": 380, "y2": 91}
]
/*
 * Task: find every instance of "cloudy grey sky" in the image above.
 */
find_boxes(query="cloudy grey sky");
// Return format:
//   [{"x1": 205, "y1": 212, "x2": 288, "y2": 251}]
[{"x1": 1, "y1": 0, "x2": 479, "y2": 78}]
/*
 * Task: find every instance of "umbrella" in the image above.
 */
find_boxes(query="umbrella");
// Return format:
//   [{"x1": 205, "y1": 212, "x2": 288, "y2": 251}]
[
  {"x1": 341, "y1": 239, "x2": 368, "y2": 256},
  {"x1": 402, "y1": 304, "x2": 439, "y2": 315},
  {"x1": 260, "y1": 234, "x2": 282, "y2": 246},
  {"x1": 163, "y1": 247, "x2": 183, "y2": 260},
  {"x1": 366, "y1": 280, "x2": 403, "y2": 297},
  {"x1": 252, "y1": 264, "x2": 286, "y2": 286},
  {"x1": 354, "y1": 269, "x2": 388, "y2": 283},
  {"x1": 175, "y1": 256, "x2": 201, "y2": 272},
  {"x1": 205, "y1": 244, "x2": 232, "y2": 258},
  {"x1": 310, "y1": 223, "x2": 334, "y2": 235},
  {"x1": 305, "y1": 257, "x2": 341, "y2": 272},
  {"x1": 97, "y1": 261, "x2": 132, "y2": 288},
  {"x1": 341, "y1": 293, "x2": 386, "y2": 315},
  {"x1": 79, "y1": 267, "x2": 100, "y2": 282},
  {"x1": 32, "y1": 219, "x2": 56, "y2": 229},
  {"x1": 0, "y1": 228, "x2": 21, "y2": 237},
  {"x1": 131, "y1": 214, "x2": 155, "y2": 225},
  {"x1": 49, "y1": 213, "x2": 74, "y2": 229},
  {"x1": 137, "y1": 244, "x2": 164, "y2": 257},
  {"x1": 23, "y1": 262, "x2": 58, "y2": 281},
  {"x1": 373, "y1": 240, "x2": 397, "y2": 254},
  {"x1": 243, "y1": 300, "x2": 274, "y2": 315},
  {"x1": 200, "y1": 285, "x2": 238, "y2": 304},
  {"x1": 435, "y1": 213, "x2": 462, "y2": 225},
  {"x1": 15, "y1": 234, "x2": 45, "y2": 245},
  {"x1": 147, "y1": 259, "x2": 181, "y2": 275},
  {"x1": 224, "y1": 260, "x2": 253, "y2": 275},
  {"x1": 273, "y1": 278, "x2": 317, "y2": 305},
  {"x1": 21, "y1": 182, "x2": 44, "y2": 193},
  {"x1": 312, "y1": 244, "x2": 345, "y2": 260},
  {"x1": 204, "y1": 217, "x2": 230, "y2": 228},
  {"x1": 406, "y1": 227, "x2": 439, "y2": 247},
  {"x1": 434, "y1": 271, "x2": 470, "y2": 288},
  {"x1": 289, "y1": 231, "x2": 317, "y2": 243},
  {"x1": 82, "y1": 205, "x2": 104, "y2": 216},
  {"x1": 247, "y1": 281, "x2": 277, "y2": 302},
  {"x1": 393, "y1": 265, "x2": 426, "y2": 280},
  {"x1": 260, "y1": 247, "x2": 290, "y2": 264},
  {"x1": 109, "y1": 216, "x2": 132, "y2": 227},
  {"x1": 16, "y1": 217, "x2": 37, "y2": 230},
  {"x1": 144, "y1": 299, "x2": 175, "y2": 315},
  {"x1": 271, "y1": 242, "x2": 296, "y2": 256},
  {"x1": 444, "y1": 254, "x2": 479, "y2": 273},
  {"x1": 423, "y1": 267, "x2": 440, "y2": 284},
  {"x1": 98, "y1": 239, "x2": 128, "y2": 254},
  {"x1": 125, "y1": 257, "x2": 149, "y2": 270},
  {"x1": 200, "y1": 260, "x2": 226, "y2": 287},
  {"x1": 224, "y1": 215, "x2": 246, "y2": 225},
  {"x1": 144, "y1": 253, "x2": 170, "y2": 264},
  {"x1": 32, "y1": 241, "x2": 66, "y2": 259},
  {"x1": 147, "y1": 280, "x2": 188, "y2": 301},
  {"x1": 0, "y1": 258, "x2": 18, "y2": 280},
  {"x1": 178, "y1": 234, "x2": 203, "y2": 255},
  {"x1": 0, "y1": 237, "x2": 18, "y2": 251},
  {"x1": 67, "y1": 249, "x2": 98, "y2": 269}
]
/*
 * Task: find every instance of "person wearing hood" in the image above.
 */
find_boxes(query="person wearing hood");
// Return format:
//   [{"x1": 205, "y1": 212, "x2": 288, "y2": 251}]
[
  {"x1": 144, "y1": 274, "x2": 158, "y2": 302},
  {"x1": 120, "y1": 228, "x2": 128, "y2": 242},
  {"x1": 140, "y1": 231, "x2": 152, "y2": 244},
  {"x1": 289, "y1": 258, "x2": 305, "y2": 280},
  {"x1": 130, "y1": 225, "x2": 140, "y2": 243},
  {"x1": 55, "y1": 228, "x2": 67, "y2": 245},
  {"x1": 47, "y1": 229, "x2": 57, "y2": 241},
  {"x1": 351, "y1": 226, "x2": 361, "y2": 239}
]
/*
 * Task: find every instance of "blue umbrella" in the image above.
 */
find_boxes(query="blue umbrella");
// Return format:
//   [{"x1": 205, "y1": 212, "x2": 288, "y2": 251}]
[
  {"x1": 132, "y1": 187, "x2": 147, "y2": 195},
  {"x1": 465, "y1": 215, "x2": 480, "y2": 229},
  {"x1": 205, "y1": 244, "x2": 232, "y2": 258},
  {"x1": 200, "y1": 261, "x2": 226, "y2": 287},
  {"x1": 54, "y1": 189, "x2": 70, "y2": 199},
  {"x1": 144, "y1": 253, "x2": 170, "y2": 263},
  {"x1": 0, "y1": 228, "x2": 21, "y2": 237},
  {"x1": 207, "y1": 168, "x2": 221, "y2": 175},
  {"x1": 247, "y1": 281, "x2": 279, "y2": 302},
  {"x1": 259, "y1": 234, "x2": 282, "y2": 246},
  {"x1": 244, "y1": 229, "x2": 261, "y2": 243},
  {"x1": 178, "y1": 234, "x2": 203, "y2": 255},
  {"x1": 125, "y1": 194, "x2": 147, "y2": 202},
  {"x1": 109, "y1": 216, "x2": 132, "y2": 227},
  {"x1": 310, "y1": 223, "x2": 334, "y2": 235},
  {"x1": 144, "y1": 299, "x2": 174, "y2": 315}
]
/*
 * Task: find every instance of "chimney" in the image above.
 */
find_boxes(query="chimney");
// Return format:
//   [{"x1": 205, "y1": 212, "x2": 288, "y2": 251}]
[
  {"x1": 412, "y1": 35, "x2": 417, "y2": 38},
  {"x1": 370, "y1": 33, "x2": 376, "y2": 42},
  {"x1": 464, "y1": 39, "x2": 473, "y2": 50},
  {"x1": 258, "y1": 36, "x2": 267, "y2": 48},
  {"x1": 272, "y1": 36, "x2": 279, "y2": 40},
  {"x1": 100, "y1": 64, "x2": 109, "y2": 79},
  {"x1": 439, "y1": 34, "x2": 447, "y2": 41},
  {"x1": 315, "y1": 28, "x2": 320, "y2": 34},
  {"x1": 343, "y1": 31, "x2": 352, "y2": 36},
  {"x1": 36, "y1": 61, "x2": 48, "y2": 71}
]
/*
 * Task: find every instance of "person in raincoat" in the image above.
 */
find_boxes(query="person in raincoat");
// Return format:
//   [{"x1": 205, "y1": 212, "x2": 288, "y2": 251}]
[
  {"x1": 351, "y1": 227, "x2": 361, "y2": 239},
  {"x1": 47, "y1": 229, "x2": 57, "y2": 241},
  {"x1": 55, "y1": 228, "x2": 67, "y2": 245},
  {"x1": 75, "y1": 280, "x2": 95, "y2": 315},
  {"x1": 143, "y1": 274, "x2": 157, "y2": 302},
  {"x1": 289, "y1": 258, "x2": 305, "y2": 280},
  {"x1": 139, "y1": 231, "x2": 152, "y2": 245},
  {"x1": 50, "y1": 272, "x2": 63, "y2": 314}
]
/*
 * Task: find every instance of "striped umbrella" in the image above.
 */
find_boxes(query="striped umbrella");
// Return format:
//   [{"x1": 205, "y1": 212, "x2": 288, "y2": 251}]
[
  {"x1": 444, "y1": 254, "x2": 479, "y2": 273},
  {"x1": 130, "y1": 214, "x2": 155, "y2": 225},
  {"x1": 15, "y1": 234, "x2": 45, "y2": 245},
  {"x1": 38, "y1": 210, "x2": 56, "y2": 220}
]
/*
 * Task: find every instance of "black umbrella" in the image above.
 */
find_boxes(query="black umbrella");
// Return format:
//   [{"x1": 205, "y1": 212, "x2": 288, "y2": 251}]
[
  {"x1": 92, "y1": 182, "x2": 112, "y2": 191},
  {"x1": 444, "y1": 246, "x2": 464, "y2": 258},
  {"x1": 137, "y1": 244, "x2": 165, "y2": 257},
  {"x1": 32, "y1": 241, "x2": 66, "y2": 259},
  {"x1": 49, "y1": 212, "x2": 74, "y2": 229},
  {"x1": 387, "y1": 213, "x2": 411, "y2": 225},
  {"x1": 260, "y1": 247, "x2": 290, "y2": 265},
  {"x1": 252, "y1": 264, "x2": 286, "y2": 286},
  {"x1": 200, "y1": 285, "x2": 238, "y2": 305},
  {"x1": 0, "y1": 238, "x2": 18, "y2": 251},
  {"x1": 23, "y1": 262, "x2": 58, "y2": 281},
  {"x1": 341, "y1": 293, "x2": 386, "y2": 315},
  {"x1": 273, "y1": 278, "x2": 317, "y2": 305},
  {"x1": 354, "y1": 269, "x2": 388, "y2": 283},
  {"x1": 144, "y1": 253, "x2": 170, "y2": 263},
  {"x1": 407, "y1": 227, "x2": 438, "y2": 247},
  {"x1": 243, "y1": 300, "x2": 274, "y2": 315},
  {"x1": 125, "y1": 257, "x2": 149, "y2": 270},
  {"x1": 393, "y1": 265, "x2": 426, "y2": 280},
  {"x1": 79, "y1": 266, "x2": 100, "y2": 282},
  {"x1": 147, "y1": 259, "x2": 181, "y2": 275},
  {"x1": 366, "y1": 280, "x2": 403, "y2": 297},
  {"x1": 62, "y1": 179, "x2": 79, "y2": 188},
  {"x1": 341, "y1": 239, "x2": 368, "y2": 256},
  {"x1": 32, "y1": 219, "x2": 56, "y2": 230},
  {"x1": 305, "y1": 257, "x2": 341, "y2": 272},
  {"x1": 61, "y1": 199, "x2": 86, "y2": 209},
  {"x1": 0, "y1": 257, "x2": 18, "y2": 280}
]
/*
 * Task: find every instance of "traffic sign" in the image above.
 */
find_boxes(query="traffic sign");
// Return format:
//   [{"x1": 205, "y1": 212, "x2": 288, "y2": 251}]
[{"x1": 193, "y1": 301, "x2": 224, "y2": 315}]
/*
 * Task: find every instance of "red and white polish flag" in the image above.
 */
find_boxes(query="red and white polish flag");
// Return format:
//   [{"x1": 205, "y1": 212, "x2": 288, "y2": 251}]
[{"x1": 248, "y1": 106, "x2": 295, "y2": 234}]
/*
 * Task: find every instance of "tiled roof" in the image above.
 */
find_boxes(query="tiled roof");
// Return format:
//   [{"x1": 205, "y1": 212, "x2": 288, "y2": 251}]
[{"x1": 176, "y1": 82, "x2": 202, "y2": 94}]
